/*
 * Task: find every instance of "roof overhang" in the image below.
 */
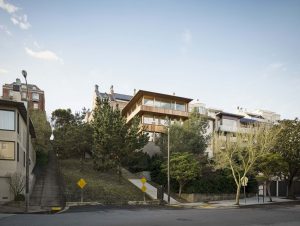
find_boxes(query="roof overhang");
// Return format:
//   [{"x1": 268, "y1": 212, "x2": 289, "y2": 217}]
[{"x1": 122, "y1": 90, "x2": 193, "y2": 114}]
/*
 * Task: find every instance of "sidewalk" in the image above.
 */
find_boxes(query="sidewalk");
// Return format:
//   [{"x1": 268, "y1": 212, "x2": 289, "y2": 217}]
[
  {"x1": 174, "y1": 196, "x2": 298, "y2": 209},
  {"x1": 0, "y1": 203, "x2": 47, "y2": 214}
]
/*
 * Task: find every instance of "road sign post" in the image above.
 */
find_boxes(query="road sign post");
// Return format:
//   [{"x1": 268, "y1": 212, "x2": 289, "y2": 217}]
[
  {"x1": 77, "y1": 178, "x2": 87, "y2": 203},
  {"x1": 241, "y1": 176, "x2": 248, "y2": 204},
  {"x1": 141, "y1": 177, "x2": 147, "y2": 202}
]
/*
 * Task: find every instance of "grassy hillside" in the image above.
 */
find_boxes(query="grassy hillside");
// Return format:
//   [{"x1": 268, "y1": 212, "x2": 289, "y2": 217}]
[{"x1": 60, "y1": 159, "x2": 145, "y2": 204}]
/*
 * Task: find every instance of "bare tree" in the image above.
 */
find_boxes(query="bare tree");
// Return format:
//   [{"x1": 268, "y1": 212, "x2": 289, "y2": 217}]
[
  {"x1": 6, "y1": 172, "x2": 25, "y2": 200},
  {"x1": 214, "y1": 125, "x2": 278, "y2": 205}
]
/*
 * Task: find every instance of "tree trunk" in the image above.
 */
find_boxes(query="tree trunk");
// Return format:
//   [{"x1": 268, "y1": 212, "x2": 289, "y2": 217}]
[
  {"x1": 235, "y1": 183, "x2": 241, "y2": 205},
  {"x1": 287, "y1": 178, "x2": 296, "y2": 199},
  {"x1": 266, "y1": 180, "x2": 272, "y2": 202},
  {"x1": 179, "y1": 184, "x2": 183, "y2": 197},
  {"x1": 117, "y1": 164, "x2": 122, "y2": 183}
]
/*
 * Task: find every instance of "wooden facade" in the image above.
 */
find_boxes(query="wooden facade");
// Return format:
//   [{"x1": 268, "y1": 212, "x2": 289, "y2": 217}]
[{"x1": 122, "y1": 90, "x2": 192, "y2": 135}]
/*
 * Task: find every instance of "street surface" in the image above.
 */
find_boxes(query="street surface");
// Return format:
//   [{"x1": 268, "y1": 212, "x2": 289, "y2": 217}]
[{"x1": 1, "y1": 204, "x2": 300, "y2": 226}]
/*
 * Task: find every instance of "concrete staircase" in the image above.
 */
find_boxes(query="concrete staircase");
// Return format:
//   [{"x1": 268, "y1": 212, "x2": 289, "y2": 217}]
[
  {"x1": 121, "y1": 168, "x2": 179, "y2": 204},
  {"x1": 30, "y1": 150, "x2": 65, "y2": 209}
]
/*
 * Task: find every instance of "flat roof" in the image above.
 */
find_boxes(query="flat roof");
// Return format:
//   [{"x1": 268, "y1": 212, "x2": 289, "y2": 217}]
[
  {"x1": 122, "y1": 90, "x2": 193, "y2": 113},
  {"x1": 216, "y1": 111, "x2": 244, "y2": 119},
  {"x1": 0, "y1": 98, "x2": 36, "y2": 138}
]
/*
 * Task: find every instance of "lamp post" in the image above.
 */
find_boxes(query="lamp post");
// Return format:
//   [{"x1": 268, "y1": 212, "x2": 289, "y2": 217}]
[
  {"x1": 164, "y1": 117, "x2": 171, "y2": 204},
  {"x1": 22, "y1": 70, "x2": 30, "y2": 212},
  {"x1": 167, "y1": 126, "x2": 170, "y2": 204}
]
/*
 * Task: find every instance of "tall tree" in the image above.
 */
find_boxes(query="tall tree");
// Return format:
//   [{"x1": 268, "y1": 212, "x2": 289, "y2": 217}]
[
  {"x1": 255, "y1": 152, "x2": 288, "y2": 202},
  {"x1": 92, "y1": 97, "x2": 148, "y2": 178},
  {"x1": 162, "y1": 152, "x2": 200, "y2": 197},
  {"x1": 51, "y1": 108, "x2": 93, "y2": 159},
  {"x1": 157, "y1": 111, "x2": 209, "y2": 155},
  {"x1": 214, "y1": 125, "x2": 278, "y2": 205},
  {"x1": 29, "y1": 110, "x2": 52, "y2": 153},
  {"x1": 273, "y1": 119, "x2": 300, "y2": 199},
  {"x1": 51, "y1": 108, "x2": 75, "y2": 129}
]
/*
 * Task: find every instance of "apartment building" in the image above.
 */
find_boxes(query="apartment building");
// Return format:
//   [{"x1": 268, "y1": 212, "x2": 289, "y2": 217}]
[
  {"x1": 0, "y1": 98, "x2": 36, "y2": 202},
  {"x1": 2, "y1": 78, "x2": 45, "y2": 111},
  {"x1": 85, "y1": 84, "x2": 133, "y2": 122}
]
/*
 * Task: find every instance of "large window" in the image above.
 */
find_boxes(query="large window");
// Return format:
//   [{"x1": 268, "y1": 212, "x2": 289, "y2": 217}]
[
  {"x1": 143, "y1": 115, "x2": 154, "y2": 124},
  {"x1": 0, "y1": 110, "x2": 15, "y2": 131},
  {"x1": 176, "y1": 103, "x2": 186, "y2": 111},
  {"x1": 0, "y1": 141, "x2": 15, "y2": 160},
  {"x1": 222, "y1": 119, "x2": 237, "y2": 127},
  {"x1": 144, "y1": 98, "x2": 154, "y2": 106},
  {"x1": 32, "y1": 93, "x2": 39, "y2": 101}
]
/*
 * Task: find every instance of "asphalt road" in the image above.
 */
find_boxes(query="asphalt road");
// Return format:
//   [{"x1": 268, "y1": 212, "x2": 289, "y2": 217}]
[{"x1": 1, "y1": 204, "x2": 300, "y2": 226}]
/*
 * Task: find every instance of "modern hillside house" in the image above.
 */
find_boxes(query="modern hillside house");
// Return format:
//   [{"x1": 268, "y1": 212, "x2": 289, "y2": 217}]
[
  {"x1": 2, "y1": 78, "x2": 45, "y2": 111},
  {"x1": 122, "y1": 90, "x2": 192, "y2": 143},
  {"x1": 0, "y1": 98, "x2": 36, "y2": 202}
]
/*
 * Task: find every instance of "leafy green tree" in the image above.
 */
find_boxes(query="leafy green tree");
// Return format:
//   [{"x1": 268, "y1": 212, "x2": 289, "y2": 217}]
[
  {"x1": 29, "y1": 110, "x2": 52, "y2": 156},
  {"x1": 273, "y1": 119, "x2": 300, "y2": 199},
  {"x1": 162, "y1": 152, "x2": 200, "y2": 197},
  {"x1": 157, "y1": 111, "x2": 209, "y2": 155},
  {"x1": 92, "y1": 97, "x2": 148, "y2": 178},
  {"x1": 214, "y1": 125, "x2": 278, "y2": 205},
  {"x1": 52, "y1": 108, "x2": 93, "y2": 160},
  {"x1": 51, "y1": 108, "x2": 75, "y2": 129},
  {"x1": 255, "y1": 152, "x2": 288, "y2": 201}
]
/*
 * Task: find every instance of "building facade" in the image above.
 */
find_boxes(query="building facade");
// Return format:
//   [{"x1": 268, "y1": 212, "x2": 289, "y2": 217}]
[
  {"x1": 2, "y1": 78, "x2": 45, "y2": 111},
  {"x1": 0, "y1": 99, "x2": 36, "y2": 202},
  {"x1": 122, "y1": 90, "x2": 192, "y2": 139},
  {"x1": 85, "y1": 84, "x2": 133, "y2": 122}
]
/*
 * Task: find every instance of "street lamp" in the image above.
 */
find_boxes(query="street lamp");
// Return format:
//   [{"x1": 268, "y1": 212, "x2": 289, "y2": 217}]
[
  {"x1": 167, "y1": 126, "x2": 170, "y2": 204},
  {"x1": 22, "y1": 70, "x2": 30, "y2": 212},
  {"x1": 165, "y1": 117, "x2": 171, "y2": 204}
]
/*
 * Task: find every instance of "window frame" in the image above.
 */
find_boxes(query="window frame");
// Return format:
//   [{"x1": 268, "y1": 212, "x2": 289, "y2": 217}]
[
  {"x1": 0, "y1": 109, "x2": 16, "y2": 131},
  {"x1": 0, "y1": 140, "x2": 15, "y2": 161}
]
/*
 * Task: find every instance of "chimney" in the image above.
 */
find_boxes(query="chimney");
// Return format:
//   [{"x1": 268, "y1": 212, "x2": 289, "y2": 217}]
[
  {"x1": 16, "y1": 78, "x2": 21, "y2": 85},
  {"x1": 133, "y1": 88, "x2": 136, "y2": 95},
  {"x1": 95, "y1": 84, "x2": 99, "y2": 92},
  {"x1": 110, "y1": 85, "x2": 114, "y2": 95},
  {"x1": 173, "y1": 92, "x2": 175, "y2": 96}
]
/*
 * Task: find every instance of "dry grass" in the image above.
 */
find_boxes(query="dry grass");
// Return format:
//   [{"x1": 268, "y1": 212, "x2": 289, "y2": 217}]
[{"x1": 60, "y1": 159, "x2": 145, "y2": 204}]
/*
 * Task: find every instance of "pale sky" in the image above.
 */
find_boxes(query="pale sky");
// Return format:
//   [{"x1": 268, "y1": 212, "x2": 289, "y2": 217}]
[{"x1": 1, "y1": 0, "x2": 299, "y2": 119}]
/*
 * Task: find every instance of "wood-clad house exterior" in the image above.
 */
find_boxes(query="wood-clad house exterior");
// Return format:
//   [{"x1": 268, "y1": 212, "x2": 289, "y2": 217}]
[{"x1": 122, "y1": 90, "x2": 192, "y2": 141}]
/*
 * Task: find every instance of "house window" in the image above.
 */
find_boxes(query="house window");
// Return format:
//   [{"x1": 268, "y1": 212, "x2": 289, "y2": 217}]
[
  {"x1": 143, "y1": 115, "x2": 154, "y2": 124},
  {"x1": 21, "y1": 92, "x2": 27, "y2": 99},
  {"x1": 176, "y1": 103, "x2": 186, "y2": 111},
  {"x1": 33, "y1": 103, "x2": 39, "y2": 109},
  {"x1": 0, "y1": 141, "x2": 15, "y2": 160},
  {"x1": 0, "y1": 110, "x2": 15, "y2": 131},
  {"x1": 32, "y1": 93, "x2": 39, "y2": 101},
  {"x1": 144, "y1": 97, "x2": 154, "y2": 106},
  {"x1": 23, "y1": 152, "x2": 25, "y2": 167}
]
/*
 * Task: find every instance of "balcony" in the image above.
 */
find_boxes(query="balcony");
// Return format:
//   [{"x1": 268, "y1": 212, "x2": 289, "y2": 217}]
[
  {"x1": 126, "y1": 104, "x2": 189, "y2": 123},
  {"x1": 140, "y1": 105, "x2": 189, "y2": 117}
]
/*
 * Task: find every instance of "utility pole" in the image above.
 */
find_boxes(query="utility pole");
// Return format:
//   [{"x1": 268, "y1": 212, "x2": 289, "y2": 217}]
[{"x1": 22, "y1": 70, "x2": 30, "y2": 212}]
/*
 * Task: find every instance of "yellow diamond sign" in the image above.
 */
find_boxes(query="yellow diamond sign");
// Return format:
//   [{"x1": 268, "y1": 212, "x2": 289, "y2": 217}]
[
  {"x1": 141, "y1": 185, "x2": 147, "y2": 192},
  {"x1": 141, "y1": 177, "x2": 147, "y2": 184},
  {"x1": 77, "y1": 178, "x2": 87, "y2": 189}
]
